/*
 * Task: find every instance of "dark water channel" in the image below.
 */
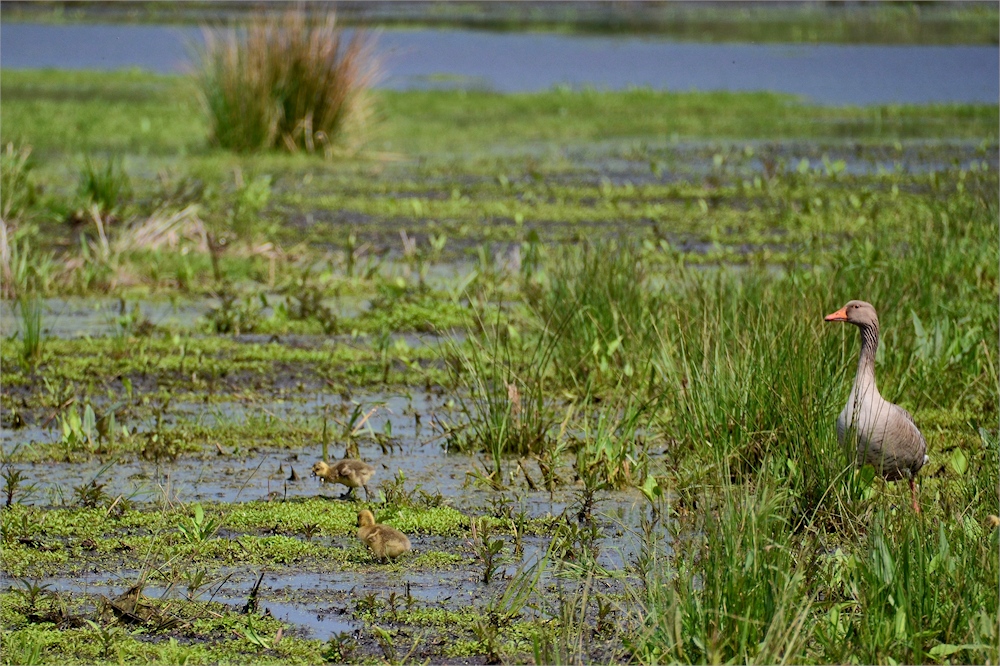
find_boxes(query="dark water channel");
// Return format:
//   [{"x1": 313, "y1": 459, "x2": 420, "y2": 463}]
[{"x1": 3, "y1": 22, "x2": 998, "y2": 105}]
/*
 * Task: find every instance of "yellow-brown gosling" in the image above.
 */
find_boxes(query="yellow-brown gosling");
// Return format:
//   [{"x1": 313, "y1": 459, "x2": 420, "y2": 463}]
[
  {"x1": 311, "y1": 459, "x2": 375, "y2": 501},
  {"x1": 357, "y1": 510, "x2": 411, "y2": 561}
]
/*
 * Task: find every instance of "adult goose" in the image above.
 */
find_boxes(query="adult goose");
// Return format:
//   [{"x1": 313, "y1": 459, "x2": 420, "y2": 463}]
[
  {"x1": 312, "y1": 459, "x2": 376, "y2": 501},
  {"x1": 825, "y1": 300, "x2": 928, "y2": 511}
]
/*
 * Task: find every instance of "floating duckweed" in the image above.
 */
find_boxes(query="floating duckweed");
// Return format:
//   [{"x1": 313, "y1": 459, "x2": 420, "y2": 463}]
[{"x1": 377, "y1": 505, "x2": 469, "y2": 536}]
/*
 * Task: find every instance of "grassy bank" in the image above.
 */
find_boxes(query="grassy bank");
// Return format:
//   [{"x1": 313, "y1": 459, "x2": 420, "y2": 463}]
[{"x1": 3, "y1": 70, "x2": 998, "y2": 158}]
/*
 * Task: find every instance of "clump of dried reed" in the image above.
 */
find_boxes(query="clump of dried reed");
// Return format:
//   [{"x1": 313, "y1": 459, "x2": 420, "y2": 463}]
[{"x1": 194, "y1": 8, "x2": 378, "y2": 156}]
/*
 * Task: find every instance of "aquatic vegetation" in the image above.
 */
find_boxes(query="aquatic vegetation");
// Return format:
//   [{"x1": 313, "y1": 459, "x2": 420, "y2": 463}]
[
  {"x1": 573, "y1": 396, "x2": 650, "y2": 492},
  {"x1": 468, "y1": 516, "x2": 506, "y2": 584},
  {"x1": 0, "y1": 588, "x2": 328, "y2": 664},
  {"x1": 176, "y1": 503, "x2": 221, "y2": 544},
  {"x1": 15, "y1": 293, "x2": 43, "y2": 370},
  {"x1": 448, "y1": 312, "x2": 560, "y2": 480},
  {"x1": 0, "y1": 61, "x2": 996, "y2": 665},
  {"x1": 275, "y1": 261, "x2": 339, "y2": 333},
  {"x1": 1, "y1": 467, "x2": 35, "y2": 507},
  {"x1": 365, "y1": 282, "x2": 472, "y2": 333},
  {"x1": 210, "y1": 168, "x2": 274, "y2": 246},
  {"x1": 204, "y1": 284, "x2": 264, "y2": 334}
]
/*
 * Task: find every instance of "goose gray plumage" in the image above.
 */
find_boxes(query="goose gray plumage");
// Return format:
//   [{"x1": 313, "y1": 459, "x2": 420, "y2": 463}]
[
  {"x1": 825, "y1": 300, "x2": 928, "y2": 512},
  {"x1": 312, "y1": 459, "x2": 375, "y2": 501},
  {"x1": 357, "y1": 510, "x2": 411, "y2": 561}
]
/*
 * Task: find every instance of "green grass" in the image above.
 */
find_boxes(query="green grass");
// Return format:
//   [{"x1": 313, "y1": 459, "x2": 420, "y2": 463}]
[
  {"x1": 378, "y1": 89, "x2": 999, "y2": 153},
  {"x1": 15, "y1": 294, "x2": 43, "y2": 370},
  {"x1": 448, "y1": 311, "x2": 560, "y2": 478},
  {"x1": 77, "y1": 154, "x2": 132, "y2": 216},
  {"x1": 835, "y1": 511, "x2": 999, "y2": 664},
  {"x1": 0, "y1": 69, "x2": 205, "y2": 155},
  {"x1": 3, "y1": 71, "x2": 997, "y2": 159},
  {"x1": 0, "y1": 141, "x2": 37, "y2": 221},
  {"x1": 525, "y1": 240, "x2": 663, "y2": 391},
  {"x1": 633, "y1": 473, "x2": 812, "y2": 664}
]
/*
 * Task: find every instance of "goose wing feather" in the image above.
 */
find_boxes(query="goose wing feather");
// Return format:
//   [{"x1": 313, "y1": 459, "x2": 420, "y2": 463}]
[{"x1": 883, "y1": 403, "x2": 928, "y2": 476}]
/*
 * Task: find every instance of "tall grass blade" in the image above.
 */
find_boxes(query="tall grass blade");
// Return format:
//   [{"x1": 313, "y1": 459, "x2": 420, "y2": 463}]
[{"x1": 17, "y1": 294, "x2": 43, "y2": 370}]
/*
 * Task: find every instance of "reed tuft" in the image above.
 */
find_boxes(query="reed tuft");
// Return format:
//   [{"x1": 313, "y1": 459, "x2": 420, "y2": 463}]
[{"x1": 194, "y1": 8, "x2": 379, "y2": 155}]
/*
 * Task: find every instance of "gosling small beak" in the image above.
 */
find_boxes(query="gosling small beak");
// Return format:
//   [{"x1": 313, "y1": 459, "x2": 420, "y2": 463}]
[{"x1": 824, "y1": 306, "x2": 848, "y2": 322}]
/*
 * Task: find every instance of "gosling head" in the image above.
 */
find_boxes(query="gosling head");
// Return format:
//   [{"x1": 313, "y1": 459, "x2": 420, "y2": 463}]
[
  {"x1": 357, "y1": 510, "x2": 376, "y2": 529},
  {"x1": 311, "y1": 461, "x2": 330, "y2": 478},
  {"x1": 824, "y1": 300, "x2": 879, "y2": 329}
]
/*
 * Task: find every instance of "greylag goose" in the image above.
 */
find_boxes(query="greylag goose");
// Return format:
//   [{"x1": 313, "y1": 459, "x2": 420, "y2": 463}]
[
  {"x1": 357, "y1": 510, "x2": 411, "y2": 560},
  {"x1": 312, "y1": 459, "x2": 375, "y2": 501},
  {"x1": 825, "y1": 300, "x2": 928, "y2": 511}
]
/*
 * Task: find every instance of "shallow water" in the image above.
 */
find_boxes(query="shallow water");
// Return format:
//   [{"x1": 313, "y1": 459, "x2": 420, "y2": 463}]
[
  {"x1": 4, "y1": 322, "x2": 654, "y2": 642},
  {"x1": 0, "y1": 297, "x2": 205, "y2": 339},
  {"x1": 580, "y1": 138, "x2": 998, "y2": 181},
  {"x1": 2, "y1": 384, "x2": 632, "y2": 524},
  {"x1": 0, "y1": 262, "x2": 475, "y2": 339},
  {"x1": 43, "y1": 576, "x2": 362, "y2": 638},
  {"x1": 2, "y1": 23, "x2": 997, "y2": 105},
  {"x1": 37, "y1": 522, "x2": 640, "y2": 639},
  {"x1": 4, "y1": 436, "x2": 620, "y2": 521}
]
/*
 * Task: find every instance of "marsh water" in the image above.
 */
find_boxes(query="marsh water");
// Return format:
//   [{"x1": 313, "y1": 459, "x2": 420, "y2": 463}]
[
  {"x1": 3, "y1": 22, "x2": 998, "y2": 104},
  {"x1": 4, "y1": 369, "x2": 642, "y2": 638}
]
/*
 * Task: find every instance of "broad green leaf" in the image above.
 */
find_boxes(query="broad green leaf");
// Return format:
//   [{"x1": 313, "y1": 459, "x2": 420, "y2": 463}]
[
  {"x1": 639, "y1": 475, "x2": 662, "y2": 503},
  {"x1": 929, "y1": 643, "x2": 983, "y2": 657},
  {"x1": 950, "y1": 448, "x2": 969, "y2": 476}
]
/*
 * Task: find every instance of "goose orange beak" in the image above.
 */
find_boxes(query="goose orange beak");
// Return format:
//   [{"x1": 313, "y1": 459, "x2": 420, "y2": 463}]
[{"x1": 824, "y1": 306, "x2": 848, "y2": 322}]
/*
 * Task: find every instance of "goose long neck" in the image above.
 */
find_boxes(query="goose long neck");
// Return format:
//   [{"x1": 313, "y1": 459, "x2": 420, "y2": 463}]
[{"x1": 854, "y1": 322, "x2": 879, "y2": 395}]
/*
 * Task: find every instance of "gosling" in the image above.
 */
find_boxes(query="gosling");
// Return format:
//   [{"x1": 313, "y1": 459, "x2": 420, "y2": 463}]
[
  {"x1": 357, "y1": 510, "x2": 411, "y2": 561},
  {"x1": 311, "y1": 459, "x2": 375, "y2": 501}
]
